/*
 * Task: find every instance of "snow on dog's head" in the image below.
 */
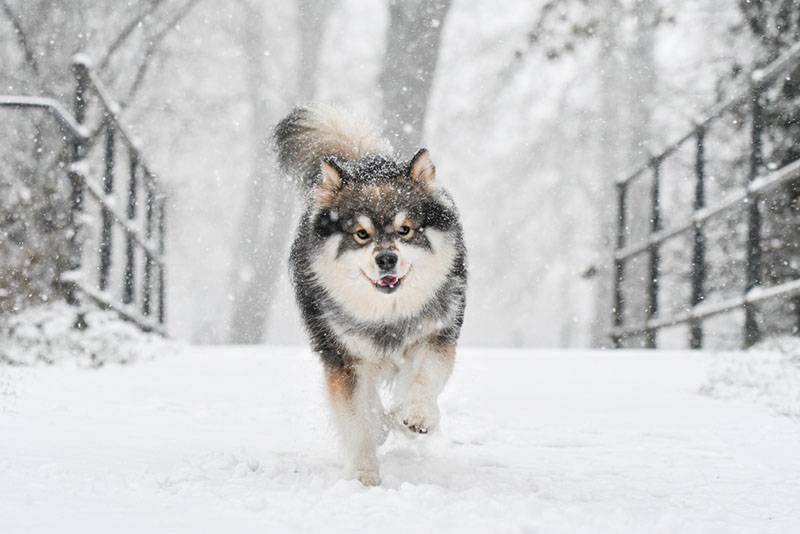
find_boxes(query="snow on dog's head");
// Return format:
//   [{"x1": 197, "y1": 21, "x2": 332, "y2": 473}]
[{"x1": 307, "y1": 149, "x2": 462, "y2": 322}]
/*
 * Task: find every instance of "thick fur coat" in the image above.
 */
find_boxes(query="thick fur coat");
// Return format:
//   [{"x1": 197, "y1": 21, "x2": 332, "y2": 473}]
[{"x1": 274, "y1": 105, "x2": 467, "y2": 486}]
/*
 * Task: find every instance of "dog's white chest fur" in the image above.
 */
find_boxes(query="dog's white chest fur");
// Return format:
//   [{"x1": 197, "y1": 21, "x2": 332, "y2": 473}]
[{"x1": 334, "y1": 317, "x2": 439, "y2": 368}]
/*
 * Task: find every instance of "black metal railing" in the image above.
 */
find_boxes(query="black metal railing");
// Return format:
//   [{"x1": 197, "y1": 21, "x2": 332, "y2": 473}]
[
  {"x1": 611, "y1": 41, "x2": 800, "y2": 349},
  {"x1": 0, "y1": 55, "x2": 167, "y2": 334}
]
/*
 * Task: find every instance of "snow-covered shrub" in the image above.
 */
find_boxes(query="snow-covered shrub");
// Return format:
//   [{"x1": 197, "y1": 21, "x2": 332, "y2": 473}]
[
  {"x1": 0, "y1": 302, "x2": 173, "y2": 366},
  {"x1": 701, "y1": 337, "x2": 800, "y2": 419},
  {"x1": 0, "y1": 116, "x2": 73, "y2": 315}
]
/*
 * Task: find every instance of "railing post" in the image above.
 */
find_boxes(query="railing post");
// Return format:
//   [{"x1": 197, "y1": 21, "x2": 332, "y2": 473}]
[
  {"x1": 99, "y1": 122, "x2": 114, "y2": 291},
  {"x1": 645, "y1": 159, "x2": 662, "y2": 348},
  {"x1": 123, "y1": 153, "x2": 138, "y2": 304},
  {"x1": 612, "y1": 180, "x2": 628, "y2": 348},
  {"x1": 65, "y1": 58, "x2": 89, "y2": 326},
  {"x1": 1, "y1": 54, "x2": 170, "y2": 335},
  {"x1": 690, "y1": 126, "x2": 706, "y2": 349},
  {"x1": 158, "y1": 195, "x2": 167, "y2": 325},
  {"x1": 744, "y1": 81, "x2": 764, "y2": 348},
  {"x1": 142, "y1": 174, "x2": 155, "y2": 317}
]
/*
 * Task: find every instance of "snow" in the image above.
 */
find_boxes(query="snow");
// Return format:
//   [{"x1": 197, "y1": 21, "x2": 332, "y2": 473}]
[
  {"x1": 2, "y1": 346, "x2": 800, "y2": 533},
  {"x1": 0, "y1": 303, "x2": 170, "y2": 366},
  {"x1": 702, "y1": 337, "x2": 800, "y2": 419}
]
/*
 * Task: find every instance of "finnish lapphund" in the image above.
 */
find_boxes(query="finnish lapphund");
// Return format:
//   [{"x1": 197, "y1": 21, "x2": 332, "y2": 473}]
[{"x1": 274, "y1": 105, "x2": 467, "y2": 486}]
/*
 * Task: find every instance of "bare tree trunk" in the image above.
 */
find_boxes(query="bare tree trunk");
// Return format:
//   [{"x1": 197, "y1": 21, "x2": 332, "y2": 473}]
[
  {"x1": 590, "y1": 0, "x2": 657, "y2": 348},
  {"x1": 97, "y1": 0, "x2": 165, "y2": 71},
  {"x1": 227, "y1": 0, "x2": 334, "y2": 343},
  {"x1": 626, "y1": 0, "x2": 657, "y2": 169},
  {"x1": 226, "y1": 1, "x2": 272, "y2": 344},
  {"x1": 295, "y1": 0, "x2": 335, "y2": 102},
  {"x1": 379, "y1": 0, "x2": 452, "y2": 156},
  {"x1": 590, "y1": 0, "x2": 625, "y2": 348}
]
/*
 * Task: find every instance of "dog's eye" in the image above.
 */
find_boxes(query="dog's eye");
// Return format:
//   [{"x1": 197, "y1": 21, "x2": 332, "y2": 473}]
[
  {"x1": 354, "y1": 228, "x2": 370, "y2": 243},
  {"x1": 397, "y1": 225, "x2": 414, "y2": 239}
]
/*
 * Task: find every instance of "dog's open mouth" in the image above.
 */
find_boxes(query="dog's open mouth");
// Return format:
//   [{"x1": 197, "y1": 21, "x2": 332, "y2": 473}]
[
  {"x1": 363, "y1": 271, "x2": 405, "y2": 294},
  {"x1": 377, "y1": 275, "x2": 400, "y2": 292}
]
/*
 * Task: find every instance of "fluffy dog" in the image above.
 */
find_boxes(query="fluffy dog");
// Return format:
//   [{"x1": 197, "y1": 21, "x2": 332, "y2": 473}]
[{"x1": 274, "y1": 105, "x2": 467, "y2": 486}]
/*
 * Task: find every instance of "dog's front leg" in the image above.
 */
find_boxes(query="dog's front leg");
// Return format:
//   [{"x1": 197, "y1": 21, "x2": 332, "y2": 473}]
[
  {"x1": 392, "y1": 340, "x2": 455, "y2": 435},
  {"x1": 325, "y1": 363, "x2": 382, "y2": 486}
]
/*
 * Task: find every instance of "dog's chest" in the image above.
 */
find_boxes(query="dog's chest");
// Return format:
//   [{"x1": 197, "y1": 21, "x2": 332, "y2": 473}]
[{"x1": 335, "y1": 318, "x2": 438, "y2": 364}]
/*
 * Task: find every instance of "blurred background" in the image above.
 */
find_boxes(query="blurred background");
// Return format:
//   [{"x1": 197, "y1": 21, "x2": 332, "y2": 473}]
[{"x1": 1, "y1": 0, "x2": 798, "y2": 349}]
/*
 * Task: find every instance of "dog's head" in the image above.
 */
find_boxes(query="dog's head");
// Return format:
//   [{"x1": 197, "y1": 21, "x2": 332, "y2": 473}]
[{"x1": 307, "y1": 149, "x2": 462, "y2": 322}]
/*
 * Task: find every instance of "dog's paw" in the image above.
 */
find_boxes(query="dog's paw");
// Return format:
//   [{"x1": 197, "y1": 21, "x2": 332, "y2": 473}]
[
  {"x1": 347, "y1": 455, "x2": 381, "y2": 487},
  {"x1": 394, "y1": 401, "x2": 440, "y2": 436},
  {"x1": 355, "y1": 469, "x2": 382, "y2": 487}
]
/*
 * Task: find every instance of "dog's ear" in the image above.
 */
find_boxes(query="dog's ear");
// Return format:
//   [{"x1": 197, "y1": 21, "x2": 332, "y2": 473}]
[
  {"x1": 320, "y1": 157, "x2": 345, "y2": 191},
  {"x1": 314, "y1": 157, "x2": 346, "y2": 207},
  {"x1": 407, "y1": 148, "x2": 436, "y2": 185}
]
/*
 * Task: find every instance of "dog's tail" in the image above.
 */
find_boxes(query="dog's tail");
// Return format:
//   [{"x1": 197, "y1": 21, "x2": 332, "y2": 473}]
[{"x1": 274, "y1": 105, "x2": 391, "y2": 188}]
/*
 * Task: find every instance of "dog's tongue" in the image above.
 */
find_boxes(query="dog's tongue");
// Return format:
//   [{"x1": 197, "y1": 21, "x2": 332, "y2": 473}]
[{"x1": 378, "y1": 275, "x2": 399, "y2": 287}]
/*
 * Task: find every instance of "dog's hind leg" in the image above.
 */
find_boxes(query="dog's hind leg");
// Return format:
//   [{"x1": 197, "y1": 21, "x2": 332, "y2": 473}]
[
  {"x1": 325, "y1": 362, "x2": 382, "y2": 486},
  {"x1": 391, "y1": 340, "x2": 455, "y2": 436}
]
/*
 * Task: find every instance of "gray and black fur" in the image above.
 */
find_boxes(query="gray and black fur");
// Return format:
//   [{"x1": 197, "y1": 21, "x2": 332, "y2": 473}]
[
  {"x1": 275, "y1": 106, "x2": 467, "y2": 372},
  {"x1": 273, "y1": 104, "x2": 467, "y2": 485}
]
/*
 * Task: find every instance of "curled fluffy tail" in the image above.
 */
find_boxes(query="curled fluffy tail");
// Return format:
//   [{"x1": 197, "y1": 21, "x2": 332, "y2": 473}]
[{"x1": 273, "y1": 105, "x2": 391, "y2": 188}]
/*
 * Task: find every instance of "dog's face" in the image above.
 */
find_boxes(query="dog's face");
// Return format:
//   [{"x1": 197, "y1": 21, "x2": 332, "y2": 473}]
[{"x1": 308, "y1": 150, "x2": 461, "y2": 322}]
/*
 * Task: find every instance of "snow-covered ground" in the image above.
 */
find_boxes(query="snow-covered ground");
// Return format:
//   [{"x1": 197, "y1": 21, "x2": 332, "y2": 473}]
[{"x1": 1, "y1": 346, "x2": 799, "y2": 533}]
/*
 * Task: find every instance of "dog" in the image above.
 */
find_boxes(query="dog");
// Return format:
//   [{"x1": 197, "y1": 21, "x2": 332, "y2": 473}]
[{"x1": 274, "y1": 105, "x2": 467, "y2": 486}]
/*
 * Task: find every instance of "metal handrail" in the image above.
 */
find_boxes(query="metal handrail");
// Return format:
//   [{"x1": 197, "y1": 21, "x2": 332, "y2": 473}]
[
  {"x1": 0, "y1": 55, "x2": 168, "y2": 334},
  {"x1": 0, "y1": 95, "x2": 87, "y2": 139},
  {"x1": 617, "y1": 40, "x2": 800, "y2": 187},
  {"x1": 614, "y1": 159, "x2": 800, "y2": 261},
  {"x1": 611, "y1": 41, "x2": 800, "y2": 349},
  {"x1": 612, "y1": 277, "x2": 800, "y2": 339},
  {"x1": 80, "y1": 59, "x2": 160, "y2": 189}
]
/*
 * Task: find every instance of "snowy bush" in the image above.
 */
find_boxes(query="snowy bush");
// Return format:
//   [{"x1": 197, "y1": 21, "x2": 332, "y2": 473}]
[
  {"x1": 0, "y1": 302, "x2": 174, "y2": 366},
  {"x1": 0, "y1": 116, "x2": 73, "y2": 315},
  {"x1": 701, "y1": 337, "x2": 800, "y2": 419}
]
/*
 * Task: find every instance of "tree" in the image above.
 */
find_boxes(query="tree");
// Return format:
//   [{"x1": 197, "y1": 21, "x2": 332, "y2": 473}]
[
  {"x1": 379, "y1": 0, "x2": 452, "y2": 156},
  {"x1": 227, "y1": 0, "x2": 336, "y2": 343},
  {"x1": 589, "y1": 0, "x2": 627, "y2": 347},
  {"x1": 511, "y1": 0, "x2": 662, "y2": 346}
]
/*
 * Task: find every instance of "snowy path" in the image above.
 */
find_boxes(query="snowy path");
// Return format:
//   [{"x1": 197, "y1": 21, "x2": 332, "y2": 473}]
[{"x1": 1, "y1": 346, "x2": 799, "y2": 533}]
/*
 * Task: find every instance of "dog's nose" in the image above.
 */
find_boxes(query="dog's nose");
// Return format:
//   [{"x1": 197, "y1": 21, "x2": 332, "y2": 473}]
[{"x1": 375, "y1": 252, "x2": 398, "y2": 271}]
